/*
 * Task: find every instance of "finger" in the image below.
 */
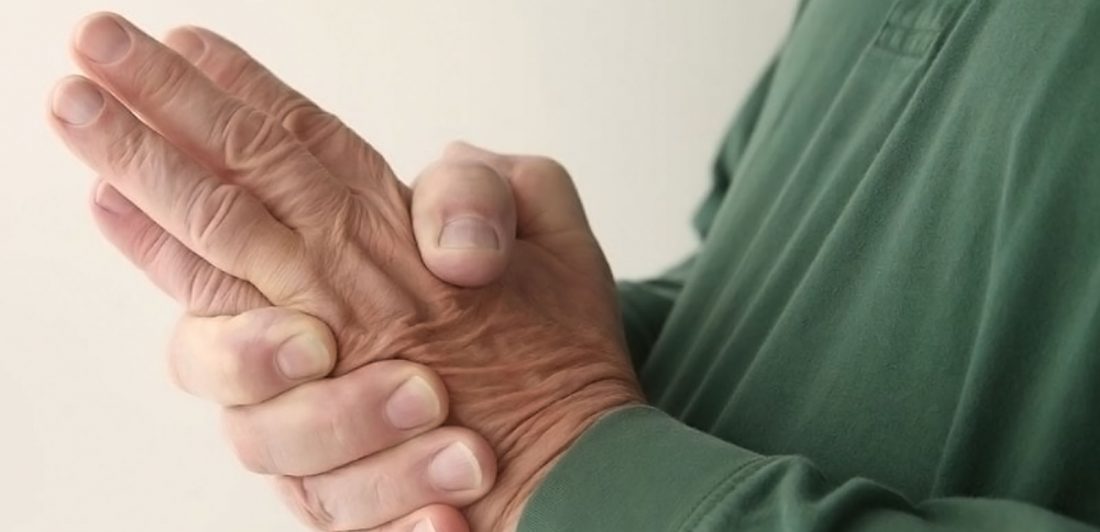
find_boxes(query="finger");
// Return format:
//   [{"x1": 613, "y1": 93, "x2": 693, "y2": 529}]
[
  {"x1": 69, "y1": 12, "x2": 348, "y2": 225},
  {"x1": 90, "y1": 179, "x2": 267, "y2": 315},
  {"x1": 163, "y1": 26, "x2": 401, "y2": 195},
  {"x1": 274, "y1": 427, "x2": 495, "y2": 531},
  {"x1": 364, "y1": 505, "x2": 469, "y2": 532},
  {"x1": 442, "y1": 141, "x2": 592, "y2": 240},
  {"x1": 169, "y1": 308, "x2": 336, "y2": 406},
  {"x1": 411, "y1": 161, "x2": 516, "y2": 287},
  {"x1": 48, "y1": 75, "x2": 310, "y2": 305},
  {"x1": 223, "y1": 360, "x2": 449, "y2": 476}
]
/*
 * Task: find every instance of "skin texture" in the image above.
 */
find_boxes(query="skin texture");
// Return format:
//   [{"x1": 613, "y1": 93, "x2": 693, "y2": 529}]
[
  {"x1": 49, "y1": 13, "x2": 642, "y2": 532},
  {"x1": 84, "y1": 21, "x2": 502, "y2": 531}
]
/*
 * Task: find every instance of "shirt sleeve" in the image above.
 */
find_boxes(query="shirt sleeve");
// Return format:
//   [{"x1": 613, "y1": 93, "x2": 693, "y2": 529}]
[
  {"x1": 617, "y1": 258, "x2": 694, "y2": 370},
  {"x1": 519, "y1": 406, "x2": 1098, "y2": 532}
]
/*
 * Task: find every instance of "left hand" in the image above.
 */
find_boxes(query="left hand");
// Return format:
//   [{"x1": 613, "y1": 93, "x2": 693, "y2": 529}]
[
  {"x1": 70, "y1": 20, "x2": 506, "y2": 532},
  {"x1": 49, "y1": 12, "x2": 642, "y2": 531}
]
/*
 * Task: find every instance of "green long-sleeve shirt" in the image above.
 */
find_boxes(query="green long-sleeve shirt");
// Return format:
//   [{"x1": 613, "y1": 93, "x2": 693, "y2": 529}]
[{"x1": 519, "y1": 0, "x2": 1100, "y2": 530}]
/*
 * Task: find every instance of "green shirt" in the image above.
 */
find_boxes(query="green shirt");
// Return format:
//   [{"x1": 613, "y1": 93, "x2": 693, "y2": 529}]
[{"x1": 520, "y1": 0, "x2": 1100, "y2": 530}]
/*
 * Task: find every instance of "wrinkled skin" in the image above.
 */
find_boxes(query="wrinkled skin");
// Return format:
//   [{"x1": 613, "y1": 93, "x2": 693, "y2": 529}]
[
  {"x1": 284, "y1": 152, "x2": 644, "y2": 528},
  {"x1": 49, "y1": 13, "x2": 642, "y2": 531}
]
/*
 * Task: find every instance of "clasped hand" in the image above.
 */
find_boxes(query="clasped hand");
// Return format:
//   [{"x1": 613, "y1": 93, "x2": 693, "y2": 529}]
[{"x1": 49, "y1": 12, "x2": 641, "y2": 532}]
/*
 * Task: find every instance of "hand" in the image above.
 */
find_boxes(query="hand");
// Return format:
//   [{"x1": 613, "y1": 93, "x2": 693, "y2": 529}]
[
  {"x1": 49, "y1": 12, "x2": 642, "y2": 531},
  {"x1": 172, "y1": 307, "x2": 494, "y2": 532},
  {"x1": 79, "y1": 21, "x2": 513, "y2": 532}
]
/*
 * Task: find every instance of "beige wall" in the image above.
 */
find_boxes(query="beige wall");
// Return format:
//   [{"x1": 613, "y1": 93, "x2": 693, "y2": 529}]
[{"x1": 0, "y1": 1, "x2": 795, "y2": 529}]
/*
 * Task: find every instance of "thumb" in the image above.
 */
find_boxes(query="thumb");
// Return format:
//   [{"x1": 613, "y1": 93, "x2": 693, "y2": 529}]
[
  {"x1": 441, "y1": 141, "x2": 593, "y2": 241},
  {"x1": 411, "y1": 157, "x2": 517, "y2": 287}
]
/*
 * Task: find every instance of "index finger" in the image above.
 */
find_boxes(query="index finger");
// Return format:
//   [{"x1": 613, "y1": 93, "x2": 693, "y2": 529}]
[
  {"x1": 163, "y1": 26, "x2": 395, "y2": 193},
  {"x1": 70, "y1": 12, "x2": 349, "y2": 227},
  {"x1": 170, "y1": 308, "x2": 336, "y2": 406},
  {"x1": 48, "y1": 75, "x2": 308, "y2": 302}
]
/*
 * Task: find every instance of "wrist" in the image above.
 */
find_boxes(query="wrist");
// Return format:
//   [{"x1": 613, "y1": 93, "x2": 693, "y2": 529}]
[{"x1": 470, "y1": 377, "x2": 643, "y2": 531}]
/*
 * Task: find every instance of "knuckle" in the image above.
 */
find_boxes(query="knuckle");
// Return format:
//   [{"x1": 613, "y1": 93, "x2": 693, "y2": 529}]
[
  {"x1": 283, "y1": 312, "x2": 332, "y2": 345},
  {"x1": 184, "y1": 267, "x2": 223, "y2": 313},
  {"x1": 221, "y1": 408, "x2": 273, "y2": 474},
  {"x1": 293, "y1": 476, "x2": 339, "y2": 530},
  {"x1": 446, "y1": 160, "x2": 494, "y2": 183},
  {"x1": 314, "y1": 381, "x2": 364, "y2": 458},
  {"x1": 105, "y1": 120, "x2": 153, "y2": 172},
  {"x1": 166, "y1": 317, "x2": 199, "y2": 393},
  {"x1": 167, "y1": 312, "x2": 274, "y2": 405},
  {"x1": 166, "y1": 330, "x2": 188, "y2": 392},
  {"x1": 184, "y1": 267, "x2": 249, "y2": 315},
  {"x1": 364, "y1": 469, "x2": 402, "y2": 516},
  {"x1": 130, "y1": 222, "x2": 173, "y2": 270},
  {"x1": 287, "y1": 371, "x2": 396, "y2": 472},
  {"x1": 527, "y1": 155, "x2": 571, "y2": 181},
  {"x1": 217, "y1": 316, "x2": 294, "y2": 405},
  {"x1": 180, "y1": 29, "x2": 262, "y2": 95},
  {"x1": 442, "y1": 140, "x2": 469, "y2": 157},
  {"x1": 212, "y1": 50, "x2": 261, "y2": 94},
  {"x1": 131, "y1": 53, "x2": 191, "y2": 108},
  {"x1": 281, "y1": 104, "x2": 343, "y2": 148},
  {"x1": 183, "y1": 183, "x2": 247, "y2": 255},
  {"x1": 215, "y1": 348, "x2": 257, "y2": 403},
  {"x1": 219, "y1": 103, "x2": 294, "y2": 168},
  {"x1": 442, "y1": 140, "x2": 489, "y2": 162}
]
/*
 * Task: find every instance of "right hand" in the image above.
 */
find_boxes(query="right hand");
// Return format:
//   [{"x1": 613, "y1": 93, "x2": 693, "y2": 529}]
[
  {"x1": 88, "y1": 23, "x2": 517, "y2": 532},
  {"x1": 171, "y1": 308, "x2": 499, "y2": 532}
]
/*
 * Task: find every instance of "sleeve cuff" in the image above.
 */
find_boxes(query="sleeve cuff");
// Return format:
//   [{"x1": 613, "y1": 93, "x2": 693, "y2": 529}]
[{"x1": 518, "y1": 406, "x2": 764, "y2": 531}]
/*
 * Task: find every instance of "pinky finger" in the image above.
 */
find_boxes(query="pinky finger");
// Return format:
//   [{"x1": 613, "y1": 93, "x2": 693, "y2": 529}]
[
  {"x1": 90, "y1": 178, "x2": 268, "y2": 316},
  {"x1": 363, "y1": 505, "x2": 469, "y2": 532}
]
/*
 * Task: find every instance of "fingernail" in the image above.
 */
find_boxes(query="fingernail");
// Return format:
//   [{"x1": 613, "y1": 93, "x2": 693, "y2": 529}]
[
  {"x1": 429, "y1": 442, "x2": 481, "y2": 492},
  {"x1": 412, "y1": 519, "x2": 437, "y2": 532},
  {"x1": 51, "y1": 78, "x2": 104, "y2": 126},
  {"x1": 94, "y1": 181, "x2": 135, "y2": 215},
  {"x1": 385, "y1": 376, "x2": 440, "y2": 430},
  {"x1": 76, "y1": 15, "x2": 132, "y2": 63},
  {"x1": 275, "y1": 334, "x2": 331, "y2": 381},
  {"x1": 438, "y1": 217, "x2": 499, "y2": 250},
  {"x1": 167, "y1": 27, "x2": 206, "y2": 63}
]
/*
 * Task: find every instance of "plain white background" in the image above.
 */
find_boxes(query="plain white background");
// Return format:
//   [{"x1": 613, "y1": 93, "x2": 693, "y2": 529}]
[{"x1": 0, "y1": 1, "x2": 796, "y2": 530}]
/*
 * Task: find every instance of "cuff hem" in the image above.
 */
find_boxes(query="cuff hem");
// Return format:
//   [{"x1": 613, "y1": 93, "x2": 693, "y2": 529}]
[{"x1": 519, "y1": 406, "x2": 761, "y2": 531}]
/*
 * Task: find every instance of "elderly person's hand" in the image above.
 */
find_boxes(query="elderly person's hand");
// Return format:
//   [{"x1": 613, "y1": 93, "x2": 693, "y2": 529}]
[
  {"x1": 55, "y1": 17, "x2": 508, "y2": 532},
  {"x1": 49, "y1": 12, "x2": 642, "y2": 532}
]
